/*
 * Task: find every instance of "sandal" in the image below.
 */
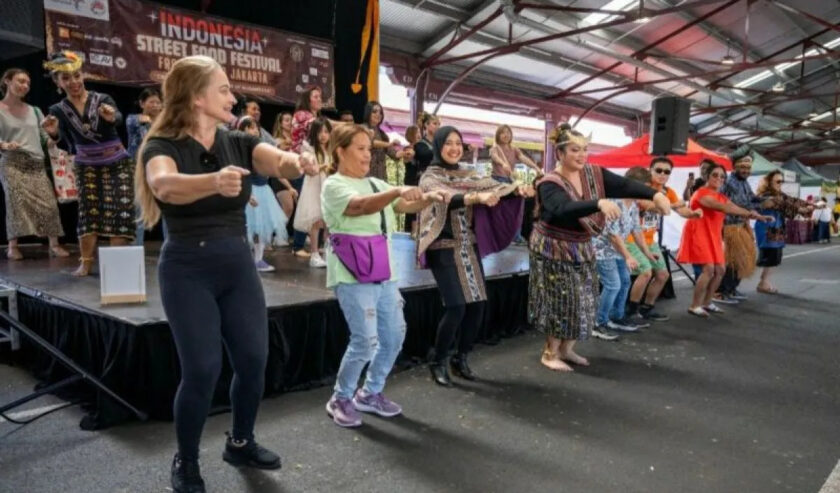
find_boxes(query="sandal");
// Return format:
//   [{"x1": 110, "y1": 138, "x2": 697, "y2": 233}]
[
  {"x1": 756, "y1": 285, "x2": 779, "y2": 294},
  {"x1": 688, "y1": 306, "x2": 709, "y2": 318}
]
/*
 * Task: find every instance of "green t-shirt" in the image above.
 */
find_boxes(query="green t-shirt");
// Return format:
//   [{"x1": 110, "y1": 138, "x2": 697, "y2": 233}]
[{"x1": 321, "y1": 173, "x2": 399, "y2": 288}]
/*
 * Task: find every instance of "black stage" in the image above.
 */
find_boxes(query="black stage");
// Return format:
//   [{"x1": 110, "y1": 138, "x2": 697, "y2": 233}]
[{"x1": 0, "y1": 234, "x2": 531, "y2": 428}]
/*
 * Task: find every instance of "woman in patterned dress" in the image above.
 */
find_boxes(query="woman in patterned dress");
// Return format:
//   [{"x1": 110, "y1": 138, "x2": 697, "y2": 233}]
[
  {"x1": 753, "y1": 170, "x2": 814, "y2": 294},
  {"x1": 0, "y1": 68, "x2": 67, "y2": 260},
  {"x1": 529, "y1": 123, "x2": 669, "y2": 372},
  {"x1": 363, "y1": 101, "x2": 413, "y2": 181},
  {"x1": 41, "y1": 51, "x2": 135, "y2": 276}
]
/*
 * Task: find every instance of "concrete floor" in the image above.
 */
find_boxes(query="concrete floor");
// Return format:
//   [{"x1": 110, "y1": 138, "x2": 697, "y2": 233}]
[{"x1": 1, "y1": 243, "x2": 838, "y2": 493}]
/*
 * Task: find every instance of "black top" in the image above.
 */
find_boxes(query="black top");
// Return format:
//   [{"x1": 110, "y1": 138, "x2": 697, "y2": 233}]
[
  {"x1": 141, "y1": 129, "x2": 260, "y2": 240},
  {"x1": 49, "y1": 91, "x2": 123, "y2": 153},
  {"x1": 538, "y1": 167, "x2": 656, "y2": 231}
]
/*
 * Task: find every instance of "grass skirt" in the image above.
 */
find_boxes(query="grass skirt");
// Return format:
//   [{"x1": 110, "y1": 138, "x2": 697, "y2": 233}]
[{"x1": 723, "y1": 223, "x2": 757, "y2": 278}]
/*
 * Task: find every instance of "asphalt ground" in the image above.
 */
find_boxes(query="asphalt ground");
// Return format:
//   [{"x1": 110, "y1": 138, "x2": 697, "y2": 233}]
[{"x1": 1, "y1": 243, "x2": 838, "y2": 493}]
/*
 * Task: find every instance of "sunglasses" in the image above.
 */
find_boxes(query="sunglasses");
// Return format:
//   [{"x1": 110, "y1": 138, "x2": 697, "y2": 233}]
[
  {"x1": 773, "y1": 180, "x2": 783, "y2": 184},
  {"x1": 710, "y1": 172, "x2": 726, "y2": 178},
  {"x1": 652, "y1": 168, "x2": 672, "y2": 175}
]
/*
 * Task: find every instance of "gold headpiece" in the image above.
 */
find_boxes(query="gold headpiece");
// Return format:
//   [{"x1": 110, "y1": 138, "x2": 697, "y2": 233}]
[
  {"x1": 43, "y1": 51, "x2": 83, "y2": 75},
  {"x1": 549, "y1": 123, "x2": 589, "y2": 148}
]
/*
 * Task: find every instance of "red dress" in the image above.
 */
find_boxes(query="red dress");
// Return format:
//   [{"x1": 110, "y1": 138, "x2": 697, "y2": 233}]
[{"x1": 677, "y1": 187, "x2": 728, "y2": 265}]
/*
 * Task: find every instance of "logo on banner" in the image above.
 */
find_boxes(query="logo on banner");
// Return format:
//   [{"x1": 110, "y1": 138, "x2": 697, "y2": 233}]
[
  {"x1": 290, "y1": 45, "x2": 303, "y2": 63},
  {"x1": 44, "y1": 0, "x2": 111, "y2": 21},
  {"x1": 89, "y1": 53, "x2": 113, "y2": 67}
]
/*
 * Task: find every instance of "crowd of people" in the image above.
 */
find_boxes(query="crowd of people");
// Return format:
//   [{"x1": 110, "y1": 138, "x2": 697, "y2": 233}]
[{"x1": 1, "y1": 53, "x2": 838, "y2": 493}]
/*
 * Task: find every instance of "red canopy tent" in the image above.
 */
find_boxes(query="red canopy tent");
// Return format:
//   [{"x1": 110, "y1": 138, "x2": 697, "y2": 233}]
[{"x1": 588, "y1": 133, "x2": 732, "y2": 170}]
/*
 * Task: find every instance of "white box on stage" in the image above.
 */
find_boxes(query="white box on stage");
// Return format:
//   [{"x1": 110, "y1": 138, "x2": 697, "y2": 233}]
[{"x1": 99, "y1": 246, "x2": 147, "y2": 305}]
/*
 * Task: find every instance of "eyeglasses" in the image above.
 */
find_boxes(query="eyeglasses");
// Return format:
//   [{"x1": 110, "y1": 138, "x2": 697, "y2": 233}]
[
  {"x1": 652, "y1": 168, "x2": 672, "y2": 175},
  {"x1": 710, "y1": 172, "x2": 726, "y2": 179}
]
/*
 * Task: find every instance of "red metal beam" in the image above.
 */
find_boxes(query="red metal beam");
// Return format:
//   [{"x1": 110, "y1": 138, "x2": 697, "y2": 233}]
[
  {"x1": 549, "y1": 0, "x2": 740, "y2": 100},
  {"x1": 514, "y1": 3, "x2": 636, "y2": 16},
  {"x1": 769, "y1": 1, "x2": 840, "y2": 34},
  {"x1": 560, "y1": 51, "x2": 840, "y2": 98},
  {"x1": 756, "y1": 135, "x2": 840, "y2": 152},
  {"x1": 692, "y1": 91, "x2": 840, "y2": 114},
  {"x1": 799, "y1": 155, "x2": 840, "y2": 165},
  {"x1": 683, "y1": 22, "x2": 840, "y2": 99},
  {"x1": 421, "y1": 8, "x2": 504, "y2": 69},
  {"x1": 427, "y1": 0, "x2": 735, "y2": 69}
]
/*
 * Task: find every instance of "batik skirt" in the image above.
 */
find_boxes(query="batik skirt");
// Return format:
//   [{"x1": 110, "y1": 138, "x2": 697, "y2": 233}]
[
  {"x1": 76, "y1": 158, "x2": 135, "y2": 238},
  {"x1": 527, "y1": 227, "x2": 599, "y2": 341},
  {"x1": 0, "y1": 150, "x2": 64, "y2": 239}
]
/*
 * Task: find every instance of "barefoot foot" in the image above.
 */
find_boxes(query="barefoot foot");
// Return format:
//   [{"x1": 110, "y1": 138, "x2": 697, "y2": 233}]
[
  {"x1": 541, "y1": 353, "x2": 574, "y2": 372},
  {"x1": 6, "y1": 248, "x2": 23, "y2": 260},
  {"x1": 72, "y1": 258, "x2": 94, "y2": 277},
  {"x1": 50, "y1": 246, "x2": 70, "y2": 258},
  {"x1": 560, "y1": 350, "x2": 590, "y2": 367}
]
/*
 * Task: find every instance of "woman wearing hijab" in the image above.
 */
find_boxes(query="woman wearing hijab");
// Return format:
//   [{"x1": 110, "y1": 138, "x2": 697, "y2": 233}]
[{"x1": 417, "y1": 126, "x2": 534, "y2": 385}]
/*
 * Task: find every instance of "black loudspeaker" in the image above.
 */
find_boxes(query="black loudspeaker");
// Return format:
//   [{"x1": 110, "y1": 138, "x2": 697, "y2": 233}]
[{"x1": 649, "y1": 97, "x2": 691, "y2": 155}]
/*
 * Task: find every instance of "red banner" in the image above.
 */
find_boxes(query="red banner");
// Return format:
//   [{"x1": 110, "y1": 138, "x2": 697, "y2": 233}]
[{"x1": 43, "y1": 0, "x2": 335, "y2": 107}]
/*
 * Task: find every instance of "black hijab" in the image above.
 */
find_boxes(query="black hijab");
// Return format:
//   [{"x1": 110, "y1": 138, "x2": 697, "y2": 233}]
[{"x1": 431, "y1": 126, "x2": 464, "y2": 168}]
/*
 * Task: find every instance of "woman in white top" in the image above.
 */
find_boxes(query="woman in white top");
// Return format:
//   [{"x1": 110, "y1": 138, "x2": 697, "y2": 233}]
[{"x1": 0, "y1": 68, "x2": 67, "y2": 260}]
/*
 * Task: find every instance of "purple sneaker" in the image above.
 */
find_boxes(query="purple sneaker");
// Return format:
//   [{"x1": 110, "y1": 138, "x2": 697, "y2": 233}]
[
  {"x1": 326, "y1": 396, "x2": 362, "y2": 428},
  {"x1": 352, "y1": 390, "x2": 402, "y2": 418},
  {"x1": 255, "y1": 259, "x2": 275, "y2": 272}
]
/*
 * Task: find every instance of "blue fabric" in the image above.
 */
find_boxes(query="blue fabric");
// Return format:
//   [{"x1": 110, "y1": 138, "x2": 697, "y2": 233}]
[
  {"x1": 754, "y1": 208, "x2": 785, "y2": 249},
  {"x1": 592, "y1": 200, "x2": 640, "y2": 260},
  {"x1": 333, "y1": 281, "x2": 406, "y2": 399},
  {"x1": 125, "y1": 114, "x2": 148, "y2": 159},
  {"x1": 721, "y1": 174, "x2": 762, "y2": 225},
  {"x1": 596, "y1": 257, "x2": 631, "y2": 325},
  {"x1": 245, "y1": 184, "x2": 288, "y2": 244}
]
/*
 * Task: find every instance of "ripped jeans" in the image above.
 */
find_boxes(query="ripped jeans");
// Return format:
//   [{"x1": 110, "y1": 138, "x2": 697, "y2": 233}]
[{"x1": 333, "y1": 281, "x2": 407, "y2": 399}]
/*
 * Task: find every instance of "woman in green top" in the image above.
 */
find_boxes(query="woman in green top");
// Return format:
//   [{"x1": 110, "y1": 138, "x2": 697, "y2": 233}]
[{"x1": 321, "y1": 124, "x2": 445, "y2": 428}]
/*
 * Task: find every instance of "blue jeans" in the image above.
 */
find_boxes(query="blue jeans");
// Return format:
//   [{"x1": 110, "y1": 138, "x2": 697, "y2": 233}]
[
  {"x1": 333, "y1": 281, "x2": 406, "y2": 399},
  {"x1": 596, "y1": 257, "x2": 631, "y2": 325}
]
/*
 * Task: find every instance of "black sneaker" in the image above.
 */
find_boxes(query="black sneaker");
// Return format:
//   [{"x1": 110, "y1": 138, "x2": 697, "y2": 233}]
[
  {"x1": 625, "y1": 313, "x2": 651, "y2": 328},
  {"x1": 171, "y1": 454, "x2": 205, "y2": 493},
  {"x1": 606, "y1": 320, "x2": 638, "y2": 333},
  {"x1": 222, "y1": 433, "x2": 281, "y2": 470},
  {"x1": 712, "y1": 293, "x2": 739, "y2": 305},
  {"x1": 730, "y1": 290, "x2": 748, "y2": 301},
  {"x1": 641, "y1": 310, "x2": 670, "y2": 322},
  {"x1": 592, "y1": 326, "x2": 620, "y2": 341}
]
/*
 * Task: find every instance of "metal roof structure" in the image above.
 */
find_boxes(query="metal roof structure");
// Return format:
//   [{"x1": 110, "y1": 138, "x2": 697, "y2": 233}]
[{"x1": 379, "y1": 0, "x2": 840, "y2": 166}]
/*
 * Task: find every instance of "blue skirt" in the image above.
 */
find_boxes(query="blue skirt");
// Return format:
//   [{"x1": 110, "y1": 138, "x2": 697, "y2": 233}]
[{"x1": 245, "y1": 184, "x2": 288, "y2": 244}]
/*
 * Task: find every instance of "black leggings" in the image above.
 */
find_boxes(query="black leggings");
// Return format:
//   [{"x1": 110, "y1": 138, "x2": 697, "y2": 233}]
[
  {"x1": 159, "y1": 235, "x2": 268, "y2": 461},
  {"x1": 433, "y1": 301, "x2": 486, "y2": 363}
]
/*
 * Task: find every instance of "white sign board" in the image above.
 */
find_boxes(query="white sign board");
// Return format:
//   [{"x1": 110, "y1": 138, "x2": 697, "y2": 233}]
[
  {"x1": 44, "y1": 0, "x2": 111, "y2": 21},
  {"x1": 99, "y1": 246, "x2": 146, "y2": 305}
]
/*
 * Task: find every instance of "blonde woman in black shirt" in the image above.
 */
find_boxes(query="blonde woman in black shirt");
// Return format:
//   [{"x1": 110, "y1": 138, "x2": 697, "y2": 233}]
[{"x1": 138, "y1": 56, "x2": 310, "y2": 493}]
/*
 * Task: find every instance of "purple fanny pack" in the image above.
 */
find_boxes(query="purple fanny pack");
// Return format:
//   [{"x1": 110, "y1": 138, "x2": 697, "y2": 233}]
[{"x1": 330, "y1": 179, "x2": 391, "y2": 283}]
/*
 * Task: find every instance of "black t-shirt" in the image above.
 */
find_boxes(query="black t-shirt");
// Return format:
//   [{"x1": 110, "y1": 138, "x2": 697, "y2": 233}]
[{"x1": 141, "y1": 129, "x2": 260, "y2": 240}]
